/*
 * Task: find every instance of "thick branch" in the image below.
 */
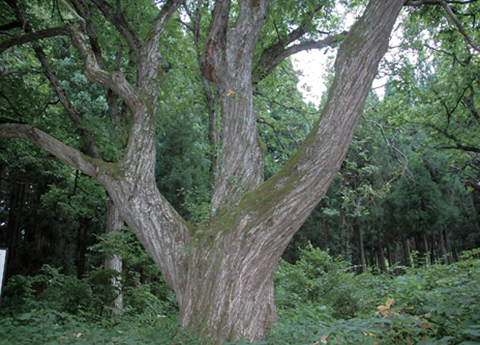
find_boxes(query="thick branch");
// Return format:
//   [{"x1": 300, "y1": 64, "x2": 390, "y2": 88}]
[
  {"x1": 0, "y1": 25, "x2": 70, "y2": 54},
  {"x1": 0, "y1": 124, "x2": 97, "y2": 176},
  {"x1": 200, "y1": 0, "x2": 231, "y2": 82},
  {"x1": 464, "y1": 86, "x2": 480, "y2": 121},
  {"x1": 208, "y1": 0, "x2": 270, "y2": 212},
  {"x1": 144, "y1": 0, "x2": 184, "y2": 48},
  {"x1": 238, "y1": 0, "x2": 404, "y2": 249},
  {"x1": 68, "y1": 26, "x2": 139, "y2": 111},
  {"x1": 252, "y1": 1, "x2": 345, "y2": 82},
  {"x1": 138, "y1": 0, "x2": 184, "y2": 87},
  {"x1": 90, "y1": 0, "x2": 141, "y2": 52},
  {"x1": 71, "y1": 0, "x2": 127, "y2": 155},
  {"x1": 425, "y1": 123, "x2": 480, "y2": 152},
  {"x1": 0, "y1": 21, "x2": 22, "y2": 32},
  {"x1": 33, "y1": 45, "x2": 103, "y2": 160},
  {"x1": 406, "y1": 0, "x2": 480, "y2": 53},
  {"x1": 58, "y1": 0, "x2": 86, "y2": 33},
  {"x1": 253, "y1": 32, "x2": 347, "y2": 82}
]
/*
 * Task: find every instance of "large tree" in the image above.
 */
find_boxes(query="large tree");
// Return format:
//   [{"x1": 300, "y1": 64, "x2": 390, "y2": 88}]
[{"x1": 1, "y1": 0, "x2": 466, "y2": 342}]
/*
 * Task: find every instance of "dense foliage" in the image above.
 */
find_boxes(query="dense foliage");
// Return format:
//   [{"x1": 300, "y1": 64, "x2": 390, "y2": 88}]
[{"x1": 1, "y1": 245, "x2": 479, "y2": 344}]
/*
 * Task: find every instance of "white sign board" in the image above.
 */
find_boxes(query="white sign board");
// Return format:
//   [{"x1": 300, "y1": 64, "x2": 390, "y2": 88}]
[{"x1": 0, "y1": 248, "x2": 6, "y2": 308}]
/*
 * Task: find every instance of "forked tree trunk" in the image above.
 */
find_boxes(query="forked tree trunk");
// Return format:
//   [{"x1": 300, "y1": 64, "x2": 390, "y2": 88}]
[{"x1": 0, "y1": 0, "x2": 403, "y2": 342}]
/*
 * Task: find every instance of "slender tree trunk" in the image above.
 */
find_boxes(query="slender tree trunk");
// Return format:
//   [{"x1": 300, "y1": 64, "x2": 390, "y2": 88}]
[
  {"x1": 469, "y1": 193, "x2": 480, "y2": 232},
  {"x1": 340, "y1": 213, "x2": 348, "y2": 259},
  {"x1": 423, "y1": 231, "x2": 431, "y2": 266},
  {"x1": 6, "y1": 179, "x2": 27, "y2": 274},
  {"x1": 385, "y1": 233, "x2": 393, "y2": 269},
  {"x1": 443, "y1": 227, "x2": 452, "y2": 264},
  {"x1": 304, "y1": 224, "x2": 309, "y2": 248},
  {"x1": 323, "y1": 216, "x2": 328, "y2": 251},
  {"x1": 413, "y1": 232, "x2": 428, "y2": 267},
  {"x1": 401, "y1": 235, "x2": 410, "y2": 267},
  {"x1": 430, "y1": 230, "x2": 437, "y2": 264},
  {"x1": 376, "y1": 227, "x2": 386, "y2": 273},
  {"x1": 339, "y1": 165, "x2": 348, "y2": 259},
  {"x1": 358, "y1": 226, "x2": 366, "y2": 273},
  {"x1": 105, "y1": 199, "x2": 123, "y2": 310},
  {"x1": 76, "y1": 218, "x2": 88, "y2": 278}
]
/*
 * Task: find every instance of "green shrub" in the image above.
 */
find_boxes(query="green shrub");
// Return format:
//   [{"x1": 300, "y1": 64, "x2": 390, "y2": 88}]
[
  {"x1": 274, "y1": 243, "x2": 362, "y2": 318},
  {"x1": 269, "y1": 247, "x2": 480, "y2": 345}
]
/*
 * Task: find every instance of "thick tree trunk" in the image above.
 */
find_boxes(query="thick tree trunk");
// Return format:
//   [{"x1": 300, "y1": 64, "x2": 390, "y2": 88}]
[
  {"x1": 177, "y1": 1, "x2": 402, "y2": 341},
  {"x1": 0, "y1": 0, "x2": 403, "y2": 342},
  {"x1": 180, "y1": 231, "x2": 278, "y2": 342}
]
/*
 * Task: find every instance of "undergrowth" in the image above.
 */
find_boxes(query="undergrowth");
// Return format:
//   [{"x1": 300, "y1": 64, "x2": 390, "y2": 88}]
[{"x1": 0, "y1": 245, "x2": 479, "y2": 344}]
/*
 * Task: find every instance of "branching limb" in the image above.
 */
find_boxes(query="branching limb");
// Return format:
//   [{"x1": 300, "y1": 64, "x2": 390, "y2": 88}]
[
  {"x1": 252, "y1": 32, "x2": 347, "y2": 82},
  {"x1": 424, "y1": 122, "x2": 480, "y2": 152},
  {"x1": 68, "y1": 26, "x2": 139, "y2": 111},
  {"x1": 423, "y1": 43, "x2": 467, "y2": 66},
  {"x1": 70, "y1": 0, "x2": 127, "y2": 155},
  {"x1": 33, "y1": 45, "x2": 104, "y2": 160},
  {"x1": 439, "y1": 0, "x2": 480, "y2": 53},
  {"x1": 253, "y1": 90, "x2": 318, "y2": 126},
  {"x1": 257, "y1": 117, "x2": 285, "y2": 150},
  {"x1": 286, "y1": 127, "x2": 303, "y2": 148},
  {"x1": 405, "y1": 0, "x2": 480, "y2": 53},
  {"x1": 58, "y1": 0, "x2": 86, "y2": 32},
  {"x1": 0, "y1": 92, "x2": 24, "y2": 121},
  {"x1": 0, "y1": 25, "x2": 70, "y2": 54},
  {"x1": 464, "y1": 86, "x2": 480, "y2": 122},
  {"x1": 362, "y1": 115, "x2": 411, "y2": 178},
  {"x1": 251, "y1": 2, "x2": 346, "y2": 82},
  {"x1": 90, "y1": 0, "x2": 142, "y2": 53},
  {"x1": 200, "y1": 0, "x2": 231, "y2": 82},
  {"x1": 138, "y1": 0, "x2": 184, "y2": 85},
  {"x1": 0, "y1": 124, "x2": 98, "y2": 176}
]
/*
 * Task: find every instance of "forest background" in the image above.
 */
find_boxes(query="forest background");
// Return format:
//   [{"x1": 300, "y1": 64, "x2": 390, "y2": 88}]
[{"x1": 0, "y1": 0, "x2": 479, "y2": 344}]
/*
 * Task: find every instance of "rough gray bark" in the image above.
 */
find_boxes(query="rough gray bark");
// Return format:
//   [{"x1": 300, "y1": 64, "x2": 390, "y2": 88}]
[{"x1": 0, "y1": 0, "x2": 404, "y2": 342}]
